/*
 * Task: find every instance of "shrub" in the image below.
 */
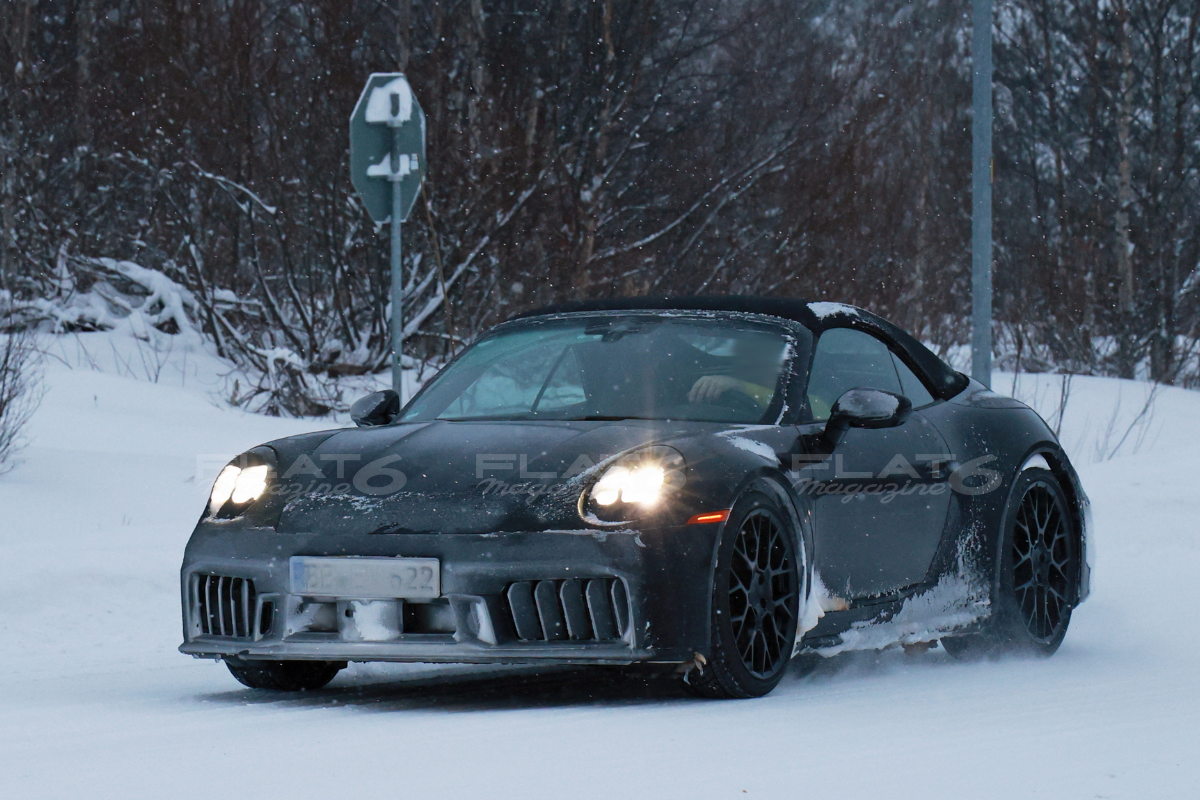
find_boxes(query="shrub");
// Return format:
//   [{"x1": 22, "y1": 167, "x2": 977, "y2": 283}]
[{"x1": 0, "y1": 324, "x2": 41, "y2": 474}]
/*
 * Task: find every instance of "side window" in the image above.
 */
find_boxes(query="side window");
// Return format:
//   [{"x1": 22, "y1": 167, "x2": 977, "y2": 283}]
[
  {"x1": 890, "y1": 351, "x2": 935, "y2": 408},
  {"x1": 806, "y1": 328, "x2": 903, "y2": 421}
]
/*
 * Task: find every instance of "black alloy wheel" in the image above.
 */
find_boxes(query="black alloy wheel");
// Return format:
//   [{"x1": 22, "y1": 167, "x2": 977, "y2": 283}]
[
  {"x1": 943, "y1": 467, "x2": 1077, "y2": 659},
  {"x1": 1011, "y1": 481, "x2": 1073, "y2": 642},
  {"x1": 684, "y1": 489, "x2": 802, "y2": 699},
  {"x1": 728, "y1": 509, "x2": 796, "y2": 678}
]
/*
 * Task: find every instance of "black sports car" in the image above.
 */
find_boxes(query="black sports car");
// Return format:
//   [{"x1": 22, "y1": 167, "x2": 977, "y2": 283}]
[{"x1": 180, "y1": 297, "x2": 1091, "y2": 698}]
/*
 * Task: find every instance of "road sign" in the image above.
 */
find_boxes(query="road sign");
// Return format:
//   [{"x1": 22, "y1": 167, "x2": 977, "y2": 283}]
[
  {"x1": 350, "y1": 73, "x2": 427, "y2": 397},
  {"x1": 350, "y1": 73, "x2": 426, "y2": 223}
]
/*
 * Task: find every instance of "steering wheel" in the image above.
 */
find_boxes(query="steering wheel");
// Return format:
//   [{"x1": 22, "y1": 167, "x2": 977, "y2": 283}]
[{"x1": 707, "y1": 388, "x2": 765, "y2": 421}]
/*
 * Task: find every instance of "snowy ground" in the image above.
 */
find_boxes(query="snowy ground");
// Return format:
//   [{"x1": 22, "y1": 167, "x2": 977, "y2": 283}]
[{"x1": 1, "y1": 332, "x2": 1198, "y2": 799}]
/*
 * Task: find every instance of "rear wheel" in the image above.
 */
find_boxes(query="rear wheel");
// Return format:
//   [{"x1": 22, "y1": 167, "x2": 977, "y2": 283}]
[
  {"x1": 684, "y1": 491, "x2": 801, "y2": 698},
  {"x1": 943, "y1": 467, "x2": 1077, "y2": 658},
  {"x1": 226, "y1": 659, "x2": 345, "y2": 691}
]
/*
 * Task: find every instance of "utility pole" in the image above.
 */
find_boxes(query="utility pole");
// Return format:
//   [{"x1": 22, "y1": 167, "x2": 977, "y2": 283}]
[{"x1": 971, "y1": 0, "x2": 994, "y2": 387}]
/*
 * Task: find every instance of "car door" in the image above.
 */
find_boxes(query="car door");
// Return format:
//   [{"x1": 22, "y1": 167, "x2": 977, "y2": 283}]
[{"x1": 794, "y1": 327, "x2": 952, "y2": 599}]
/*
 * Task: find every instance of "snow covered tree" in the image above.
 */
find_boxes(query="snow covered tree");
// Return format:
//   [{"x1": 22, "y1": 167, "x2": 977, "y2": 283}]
[{"x1": 2, "y1": 0, "x2": 1199, "y2": 406}]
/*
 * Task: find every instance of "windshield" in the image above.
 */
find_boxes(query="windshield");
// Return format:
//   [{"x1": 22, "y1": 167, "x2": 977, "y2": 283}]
[{"x1": 400, "y1": 314, "x2": 806, "y2": 424}]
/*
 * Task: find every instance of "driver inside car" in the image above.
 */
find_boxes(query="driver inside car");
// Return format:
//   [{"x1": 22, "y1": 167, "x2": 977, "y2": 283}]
[{"x1": 687, "y1": 335, "x2": 786, "y2": 411}]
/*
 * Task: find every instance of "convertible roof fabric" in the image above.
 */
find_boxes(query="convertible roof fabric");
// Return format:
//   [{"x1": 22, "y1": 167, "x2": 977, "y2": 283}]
[{"x1": 513, "y1": 296, "x2": 969, "y2": 400}]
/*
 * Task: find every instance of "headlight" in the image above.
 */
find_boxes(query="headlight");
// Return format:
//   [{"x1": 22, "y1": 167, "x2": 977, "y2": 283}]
[
  {"x1": 583, "y1": 446, "x2": 686, "y2": 523},
  {"x1": 232, "y1": 465, "x2": 269, "y2": 503},
  {"x1": 209, "y1": 463, "x2": 270, "y2": 515},
  {"x1": 208, "y1": 465, "x2": 241, "y2": 513},
  {"x1": 591, "y1": 463, "x2": 665, "y2": 506}
]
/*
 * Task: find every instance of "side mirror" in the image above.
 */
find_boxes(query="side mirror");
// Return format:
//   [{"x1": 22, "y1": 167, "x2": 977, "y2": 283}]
[
  {"x1": 350, "y1": 390, "x2": 400, "y2": 427},
  {"x1": 825, "y1": 388, "x2": 912, "y2": 446}
]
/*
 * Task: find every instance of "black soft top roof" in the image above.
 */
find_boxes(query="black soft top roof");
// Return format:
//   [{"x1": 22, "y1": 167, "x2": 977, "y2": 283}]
[{"x1": 512, "y1": 296, "x2": 968, "y2": 400}]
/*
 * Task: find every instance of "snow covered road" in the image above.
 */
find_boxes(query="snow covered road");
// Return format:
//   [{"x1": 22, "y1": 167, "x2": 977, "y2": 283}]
[{"x1": 1, "y1": 341, "x2": 1197, "y2": 799}]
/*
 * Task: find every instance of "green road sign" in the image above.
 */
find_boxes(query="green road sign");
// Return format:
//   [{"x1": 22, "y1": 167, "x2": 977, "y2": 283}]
[
  {"x1": 350, "y1": 73, "x2": 428, "y2": 396},
  {"x1": 350, "y1": 73, "x2": 426, "y2": 224}
]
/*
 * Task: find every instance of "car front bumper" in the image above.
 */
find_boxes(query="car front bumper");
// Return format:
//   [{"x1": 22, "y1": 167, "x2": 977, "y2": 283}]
[{"x1": 179, "y1": 523, "x2": 717, "y2": 666}]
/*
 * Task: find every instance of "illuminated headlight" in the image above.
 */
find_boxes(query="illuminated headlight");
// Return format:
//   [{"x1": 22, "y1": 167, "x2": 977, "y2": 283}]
[
  {"x1": 584, "y1": 446, "x2": 685, "y2": 522},
  {"x1": 591, "y1": 463, "x2": 665, "y2": 506},
  {"x1": 209, "y1": 464, "x2": 270, "y2": 515}
]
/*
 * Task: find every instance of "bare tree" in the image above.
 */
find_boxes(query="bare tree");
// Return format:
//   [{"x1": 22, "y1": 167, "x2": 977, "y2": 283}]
[
  {"x1": 0, "y1": 323, "x2": 41, "y2": 473},
  {"x1": 1, "y1": 0, "x2": 1198, "y2": 412}
]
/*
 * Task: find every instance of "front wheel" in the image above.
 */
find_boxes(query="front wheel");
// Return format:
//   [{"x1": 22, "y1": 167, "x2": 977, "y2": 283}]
[
  {"x1": 226, "y1": 659, "x2": 345, "y2": 691},
  {"x1": 684, "y1": 491, "x2": 801, "y2": 698},
  {"x1": 943, "y1": 467, "x2": 1078, "y2": 659}
]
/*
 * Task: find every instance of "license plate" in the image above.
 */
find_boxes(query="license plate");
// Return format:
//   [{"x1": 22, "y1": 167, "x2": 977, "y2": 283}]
[{"x1": 289, "y1": 557, "x2": 440, "y2": 600}]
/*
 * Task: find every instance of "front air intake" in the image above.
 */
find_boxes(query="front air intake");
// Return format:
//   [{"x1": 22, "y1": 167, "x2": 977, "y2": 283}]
[
  {"x1": 193, "y1": 574, "x2": 258, "y2": 638},
  {"x1": 505, "y1": 578, "x2": 630, "y2": 642}
]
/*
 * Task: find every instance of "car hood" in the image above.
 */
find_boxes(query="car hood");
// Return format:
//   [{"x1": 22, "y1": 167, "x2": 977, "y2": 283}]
[{"x1": 269, "y1": 419, "x2": 720, "y2": 534}]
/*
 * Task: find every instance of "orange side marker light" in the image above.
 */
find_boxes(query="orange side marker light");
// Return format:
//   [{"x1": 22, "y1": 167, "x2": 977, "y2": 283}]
[{"x1": 687, "y1": 510, "x2": 731, "y2": 525}]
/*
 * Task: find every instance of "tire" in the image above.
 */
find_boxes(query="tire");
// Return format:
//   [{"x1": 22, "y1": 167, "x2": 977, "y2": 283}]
[
  {"x1": 943, "y1": 467, "x2": 1078, "y2": 659},
  {"x1": 683, "y1": 490, "x2": 802, "y2": 698},
  {"x1": 226, "y1": 659, "x2": 345, "y2": 691}
]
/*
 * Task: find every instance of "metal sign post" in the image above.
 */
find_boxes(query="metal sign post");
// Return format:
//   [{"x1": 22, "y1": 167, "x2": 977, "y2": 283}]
[
  {"x1": 350, "y1": 73, "x2": 426, "y2": 400},
  {"x1": 971, "y1": 0, "x2": 994, "y2": 388}
]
